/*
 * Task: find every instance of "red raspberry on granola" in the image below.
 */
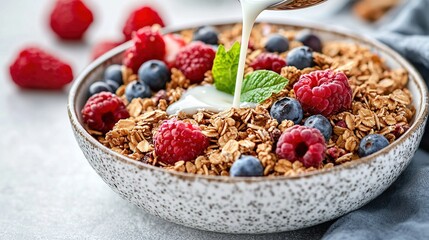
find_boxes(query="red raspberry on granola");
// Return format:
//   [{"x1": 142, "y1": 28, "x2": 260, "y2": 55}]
[
  {"x1": 294, "y1": 70, "x2": 352, "y2": 117},
  {"x1": 123, "y1": 27, "x2": 166, "y2": 73},
  {"x1": 250, "y1": 52, "x2": 286, "y2": 73},
  {"x1": 154, "y1": 119, "x2": 209, "y2": 164},
  {"x1": 81, "y1": 92, "x2": 130, "y2": 133},
  {"x1": 276, "y1": 125, "x2": 326, "y2": 167},
  {"x1": 122, "y1": 6, "x2": 165, "y2": 41},
  {"x1": 175, "y1": 42, "x2": 216, "y2": 83},
  {"x1": 163, "y1": 34, "x2": 186, "y2": 69}
]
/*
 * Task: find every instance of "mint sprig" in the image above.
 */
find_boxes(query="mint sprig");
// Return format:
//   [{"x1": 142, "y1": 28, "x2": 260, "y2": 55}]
[
  {"x1": 212, "y1": 42, "x2": 241, "y2": 94},
  {"x1": 212, "y1": 42, "x2": 289, "y2": 103},
  {"x1": 240, "y1": 70, "x2": 289, "y2": 103}
]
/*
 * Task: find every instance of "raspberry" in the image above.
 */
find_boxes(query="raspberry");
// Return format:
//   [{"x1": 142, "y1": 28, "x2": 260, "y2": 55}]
[
  {"x1": 49, "y1": 0, "x2": 94, "y2": 40},
  {"x1": 293, "y1": 70, "x2": 352, "y2": 117},
  {"x1": 276, "y1": 125, "x2": 326, "y2": 167},
  {"x1": 9, "y1": 47, "x2": 73, "y2": 89},
  {"x1": 336, "y1": 120, "x2": 347, "y2": 128},
  {"x1": 250, "y1": 53, "x2": 286, "y2": 74},
  {"x1": 392, "y1": 123, "x2": 410, "y2": 138},
  {"x1": 327, "y1": 147, "x2": 346, "y2": 160},
  {"x1": 175, "y1": 42, "x2": 216, "y2": 83},
  {"x1": 123, "y1": 27, "x2": 166, "y2": 73},
  {"x1": 163, "y1": 34, "x2": 186, "y2": 69},
  {"x1": 81, "y1": 92, "x2": 130, "y2": 133},
  {"x1": 91, "y1": 40, "x2": 123, "y2": 60},
  {"x1": 154, "y1": 119, "x2": 209, "y2": 164},
  {"x1": 122, "y1": 6, "x2": 165, "y2": 41}
]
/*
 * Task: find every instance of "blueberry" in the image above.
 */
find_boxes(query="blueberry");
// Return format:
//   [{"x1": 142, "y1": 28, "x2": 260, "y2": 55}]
[
  {"x1": 295, "y1": 30, "x2": 322, "y2": 52},
  {"x1": 270, "y1": 97, "x2": 303, "y2": 124},
  {"x1": 89, "y1": 81, "x2": 113, "y2": 96},
  {"x1": 304, "y1": 115, "x2": 332, "y2": 141},
  {"x1": 104, "y1": 64, "x2": 123, "y2": 85},
  {"x1": 230, "y1": 155, "x2": 264, "y2": 177},
  {"x1": 138, "y1": 60, "x2": 170, "y2": 91},
  {"x1": 125, "y1": 81, "x2": 152, "y2": 102},
  {"x1": 105, "y1": 79, "x2": 120, "y2": 92},
  {"x1": 265, "y1": 34, "x2": 289, "y2": 53},
  {"x1": 286, "y1": 46, "x2": 314, "y2": 70},
  {"x1": 193, "y1": 26, "x2": 219, "y2": 45},
  {"x1": 358, "y1": 134, "x2": 389, "y2": 157}
]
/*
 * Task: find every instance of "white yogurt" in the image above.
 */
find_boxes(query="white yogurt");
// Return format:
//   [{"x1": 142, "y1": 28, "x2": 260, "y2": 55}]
[
  {"x1": 167, "y1": 0, "x2": 285, "y2": 115},
  {"x1": 166, "y1": 85, "x2": 257, "y2": 115}
]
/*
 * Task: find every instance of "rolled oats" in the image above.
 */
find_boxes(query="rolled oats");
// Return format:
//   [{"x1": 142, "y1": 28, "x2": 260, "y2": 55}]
[{"x1": 94, "y1": 23, "x2": 415, "y2": 177}]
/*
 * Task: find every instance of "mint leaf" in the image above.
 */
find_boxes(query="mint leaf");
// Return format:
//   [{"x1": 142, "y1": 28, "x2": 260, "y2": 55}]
[
  {"x1": 212, "y1": 42, "x2": 241, "y2": 94},
  {"x1": 240, "y1": 70, "x2": 289, "y2": 103}
]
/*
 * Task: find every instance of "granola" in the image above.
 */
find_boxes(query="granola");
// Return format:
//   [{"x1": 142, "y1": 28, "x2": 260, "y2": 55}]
[{"x1": 88, "y1": 23, "x2": 414, "y2": 177}]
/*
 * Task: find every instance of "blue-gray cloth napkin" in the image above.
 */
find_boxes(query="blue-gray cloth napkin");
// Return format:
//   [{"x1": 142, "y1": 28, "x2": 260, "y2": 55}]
[{"x1": 323, "y1": 0, "x2": 429, "y2": 239}]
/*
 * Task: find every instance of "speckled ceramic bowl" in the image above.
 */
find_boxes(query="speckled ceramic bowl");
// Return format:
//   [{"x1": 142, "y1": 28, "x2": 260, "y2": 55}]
[{"x1": 68, "y1": 20, "x2": 428, "y2": 234}]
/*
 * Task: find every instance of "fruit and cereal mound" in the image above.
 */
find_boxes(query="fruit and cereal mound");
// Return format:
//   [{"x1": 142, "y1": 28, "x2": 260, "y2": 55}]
[{"x1": 81, "y1": 23, "x2": 415, "y2": 177}]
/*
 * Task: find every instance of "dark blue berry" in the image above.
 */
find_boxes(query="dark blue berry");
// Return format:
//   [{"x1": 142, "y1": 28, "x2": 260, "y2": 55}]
[
  {"x1": 265, "y1": 34, "x2": 289, "y2": 53},
  {"x1": 104, "y1": 64, "x2": 123, "y2": 85},
  {"x1": 138, "y1": 60, "x2": 170, "y2": 91},
  {"x1": 125, "y1": 80, "x2": 152, "y2": 102},
  {"x1": 270, "y1": 97, "x2": 303, "y2": 124},
  {"x1": 89, "y1": 81, "x2": 113, "y2": 96},
  {"x1": 295, "y1": 30, "x2": 322, "y2": 52},
  {"x1": 304, "y1": 115, "x2": 332, "y2": 141},
  {"x1": 230, "y1": 155, "x2": 264, "y2": 177},
  {"x1": 286, "y1": 46, "x2": 314, "y2": 70},
  {"x1": 105, "y1": 79, "x2": 120, "y2": 92},
  {"x1": 358, "y1": 134, "x2": 389, "y2": 157},
  {"x1": 193, "y1": 26, "x2": 219, "y2": 45}
]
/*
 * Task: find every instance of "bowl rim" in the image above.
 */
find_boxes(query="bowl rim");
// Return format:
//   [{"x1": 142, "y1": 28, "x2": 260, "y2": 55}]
[{"x1": 68, "y1": 18, "x2": 429, "y2": 182}]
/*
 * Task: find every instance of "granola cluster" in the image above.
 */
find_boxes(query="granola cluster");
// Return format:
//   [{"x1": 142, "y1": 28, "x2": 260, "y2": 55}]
[{"x1": 94, "y1": 23, "x2": 414, "y2": 177}]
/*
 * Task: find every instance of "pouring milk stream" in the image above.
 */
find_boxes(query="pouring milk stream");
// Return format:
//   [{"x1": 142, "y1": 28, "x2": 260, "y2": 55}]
[{"x1": 167, "y1": 0, "x2": 326, "y2": 115}]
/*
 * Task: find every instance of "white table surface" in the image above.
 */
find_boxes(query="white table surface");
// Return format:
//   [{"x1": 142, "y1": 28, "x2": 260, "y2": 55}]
[{"x1": 0, "y1": 0, "x2": 405, "y2": 239}]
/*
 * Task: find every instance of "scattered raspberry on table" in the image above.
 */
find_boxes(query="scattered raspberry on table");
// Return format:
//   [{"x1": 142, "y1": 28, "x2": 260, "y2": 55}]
[
  {"x1": 154, "y1": 119, "x2": 209, "y2": 164},
  {"x1": 9, "y1": 47, "x2": 74, "y2": 89},
  {"x1": 49, "y1": 0, "x2": 94, "y2": 40}
]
